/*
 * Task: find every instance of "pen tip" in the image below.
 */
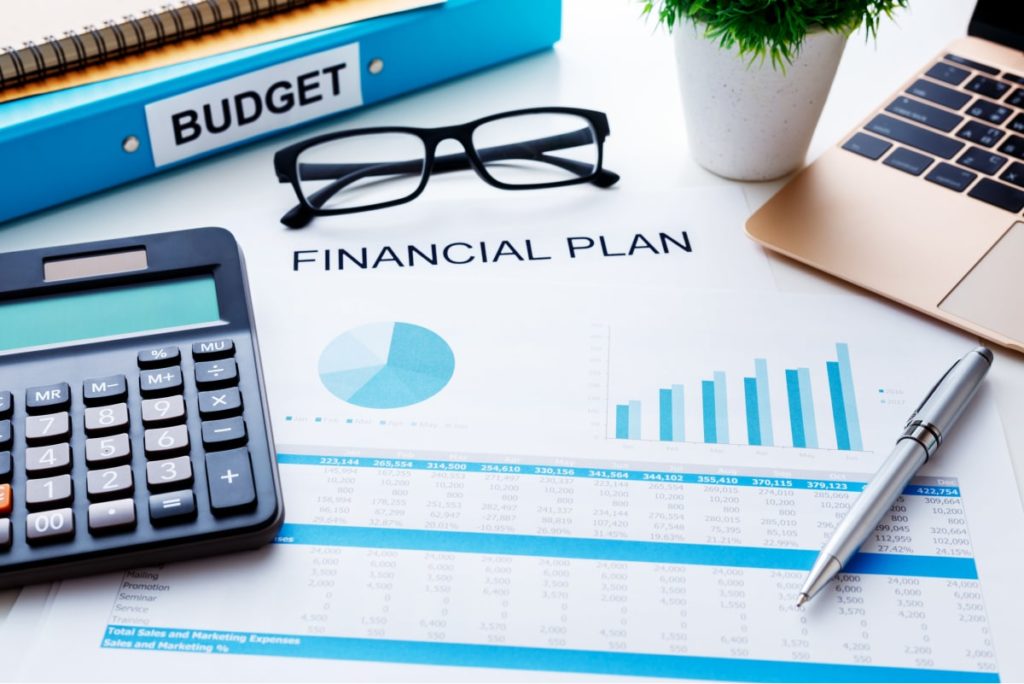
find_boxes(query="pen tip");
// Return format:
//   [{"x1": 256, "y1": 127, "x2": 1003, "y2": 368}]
[{"x1": 796, "y1": 593, "x2": 808, "y2": 608}]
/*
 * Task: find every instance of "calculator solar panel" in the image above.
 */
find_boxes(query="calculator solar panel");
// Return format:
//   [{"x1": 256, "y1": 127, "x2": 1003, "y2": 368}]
[{"x1": 0, "y1": 227, "x2": 282, "y2": 588}]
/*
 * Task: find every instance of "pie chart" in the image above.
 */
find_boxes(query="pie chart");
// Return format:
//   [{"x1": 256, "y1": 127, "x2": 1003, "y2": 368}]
[{"x1": 318, "y1": 322, "x2": 455, "y2": 409}]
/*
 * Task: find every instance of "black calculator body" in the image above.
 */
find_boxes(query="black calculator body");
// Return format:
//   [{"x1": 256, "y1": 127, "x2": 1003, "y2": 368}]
[{"x1": 0, "y1": 227, "x2": 283, "y2": 588}]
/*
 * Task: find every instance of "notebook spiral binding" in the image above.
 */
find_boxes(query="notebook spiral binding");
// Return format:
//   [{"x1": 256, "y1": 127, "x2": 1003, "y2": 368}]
[{"x1": 0, "y1": 0, "x2": 322, "y2": 91}]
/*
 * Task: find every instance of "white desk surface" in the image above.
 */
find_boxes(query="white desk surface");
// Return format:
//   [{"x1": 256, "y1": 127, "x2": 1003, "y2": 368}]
[{"x1": 1, "y1": 0, "x2": 1021, "y2": 620}]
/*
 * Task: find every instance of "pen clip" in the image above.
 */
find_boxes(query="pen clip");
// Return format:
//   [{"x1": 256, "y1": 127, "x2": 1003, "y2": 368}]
[{"x1": 904, "y1": 357, "x2": 961, "y2": 429}]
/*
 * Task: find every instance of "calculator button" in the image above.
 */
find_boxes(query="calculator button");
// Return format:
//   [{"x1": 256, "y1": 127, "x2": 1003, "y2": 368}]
[
  {"x1": 84, "y1": 403, "x2": 129, "y2": 436},
  {"x1": 198, "y1": 388, "x2": 243, "y2": 419},
  {"x1": 0, "y1": 391, "x2": 11, "y2": 419},
  {"x1": 25, "y1": 383, "x2": 70, "y2": 414},
  {"x1": 87, "y1": 465, "x2": 134, "y2": 501},
  {"x1": 25, "y1": 412, "x2": 70, "y2": 445},
  {"x1": 88, "y1": 499, "x2": 136, "y2": 534},
  {"x1": 149, "y1": 490, "x2": 197, "y2": 525},
  {"x1": 146, "y1": 456, "x2": 193, "y2": 491},
  {"x1": 25, "y1": 443, "x2": 72, "y2": 475},
  {"x1": 0, "y1": 519, "x2": 10, "y2": 551},
  {"x1": 0, "y1": 484, "x2": 11, "y2": 516},
  {"x1": 0, "y1": 420, "x2": 10, "y2": 449},
  {"x1": 141, "y1": 396, "x2": 186, "y2": 427},
  {"x1": 138, "y1": 346, "x2": 180, "y2": 369},
  {"x1": 82, "y1": 375, "x2": 128, "y2": 406},
  {"x1": 140, "y1": 367, "x2": 184, "y2": 398},
  {"x1": 193, "y1": 339, "x2": 235, "y2": 360},
  {"x1": 206, "y1": 448, "x2": 256, "y2": 514},
  {"x1": 25, "y1": 474, "x2": 73, "y2": 511},
  {"x1": 26, "y1": 508, "x2": 74, "y2": 544},
  {"x1": 195, "y1": 359, "x2": 238, "y2": 389},
  {"x1": 0, "y1": 452, "x2": 10, "y2": 482},
  {"x1": 144, "y1": 425, "x2": 190, "y2": 458},
  {"x1": 85, "y1": 434, "x2": 131, "y2": 467},
  {"x1": 202, "y1": 417, "x2": 247, "y2": 449}
]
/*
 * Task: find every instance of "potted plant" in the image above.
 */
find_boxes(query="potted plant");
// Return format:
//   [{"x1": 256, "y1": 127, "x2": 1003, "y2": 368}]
[{"x1": 643, "y1": 0, "x2": 908, "y2": 181}]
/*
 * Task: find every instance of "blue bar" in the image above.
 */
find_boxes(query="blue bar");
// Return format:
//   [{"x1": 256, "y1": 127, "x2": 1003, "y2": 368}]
[
  {"x1": 797, "y1": 367, "x2": 819, "y2": 449},
  {"x1": 628, "y1": 400, "x2": 641, "y2": 440},
  {"x1": 785, "y1": 370, "x2": 805, "y2": 448},
  {"x1": 713, "y1": 371, "x2": 728, "y2": 444},
  {"x1": 827, "y1": 361, "x2": 851, "y2": 451},
  {"x1": 659, "y1": 389, "x2": 672, "y2": 441},
  {"x1": 754, "y1": 358, "x2": 773, "y2": 446},
  {"x1": 275, "y1": 524, "x2": 979, "y2": 579},
  {"x1": 104, "y1": 624, "x2": 999, "y2": 683},
  {"x1": 615, "y1": 404, "x2": 629, "y2": 440},
  {"x1": 701, "y1": 380, "x2": 716, "y2": 444},
  {"x1": 743, "y1": 377, "x2": 761, "y2": 446},
  {"x1": 670, "y1": 384, "x2": 685, "y2": 442},
  {"x1": 836, "y1": 343, "x2": 864, "y2": 451}
]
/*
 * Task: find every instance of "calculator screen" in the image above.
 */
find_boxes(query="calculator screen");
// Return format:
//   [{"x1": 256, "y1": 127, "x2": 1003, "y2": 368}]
[{"x1": 0, "y1": 275, "x2": 221, "y2": 352}]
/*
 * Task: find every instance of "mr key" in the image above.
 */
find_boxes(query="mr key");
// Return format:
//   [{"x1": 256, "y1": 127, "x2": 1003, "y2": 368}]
[{"x1": 0, "y1": 228, "x2": 283, "y2": 588}]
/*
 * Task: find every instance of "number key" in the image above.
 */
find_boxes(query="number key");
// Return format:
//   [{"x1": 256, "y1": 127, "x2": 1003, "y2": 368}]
[
  {"x1": 85, "y1": 434, "x2": 131, "y2": 467},
  {"x1": 88, "y1": 499, "x2": 136, "y2": 534},
  {"x1": 144, "y1": 425, "x2": 189, "y2": 458},
  {"x1": 0, "y1": 518, "x2": 10, "y2": 551},
  {"x1": 26, "y1": 508, "x2": 74, "y2": 544},
  {"x1": 0, "y1": 420, "x2": 10, "y2": 449},
  {"x1": 0, "y1": 391, "x2": 11, "y2": 419},
  {"x1": 87, "y1": 465, "x2": 134, "y2": 501},
  {"x1": 85, "y1": 403, "x2": 129, "y2": 436},
  {"x1": 25, "y1": 412, "x2": 70, "y2": 445},
  {"x1": 140, "y1": 367, "x2": 183, "y2": 398},
  {"x1": 0, "y1": 451, "x2": 10, "y2": 483},
  {"x1": 25, "y1": 443, "x2": 72, "y2": 475},
  {"x1": 25, "y1": 474, "x2": 73, "y2": 511},
  {"x1": 141, "y1": 396, "x2": 186, "y2": 427},
  {"x1": 146, "y1": 456, "x2": 193, "y2": 491}
]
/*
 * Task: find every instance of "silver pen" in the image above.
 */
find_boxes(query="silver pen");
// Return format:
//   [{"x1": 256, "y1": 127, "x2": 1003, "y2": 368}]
[{"x1": 797, "y1": 346, "x2": 993, "y2": 607}]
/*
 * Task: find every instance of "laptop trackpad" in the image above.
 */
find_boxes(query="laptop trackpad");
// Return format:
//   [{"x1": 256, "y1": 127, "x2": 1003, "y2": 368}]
[{"x1": 940, "y1": 221, "x2": 1024, "y2": 344}]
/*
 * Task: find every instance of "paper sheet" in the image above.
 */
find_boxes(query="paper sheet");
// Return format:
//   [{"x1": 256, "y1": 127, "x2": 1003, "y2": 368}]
[{"x1": 4, "y1": 187, "x2": 1023, "y2": 681}]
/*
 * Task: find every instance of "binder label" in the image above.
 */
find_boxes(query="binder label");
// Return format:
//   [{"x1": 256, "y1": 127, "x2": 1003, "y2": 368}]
[{"x1": 145, "y1": 42, "x2": 362, "y2": 167}]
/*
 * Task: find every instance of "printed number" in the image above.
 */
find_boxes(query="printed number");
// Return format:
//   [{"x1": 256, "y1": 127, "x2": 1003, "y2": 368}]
[
  {"x1": 39, "y1": 416, "x2": 55, "y2": 434},
  {"x1": 38, "y1": 448, "x2": 56, "y2": 466},
  {"x1": 154, "y1": 400, "x2": 171, "y2": 417},
  {"x1": 102, "y1": 470, "x2": 120, "y2": 490},
  {"x1": 157, "y1": 431, "x2": 177, "y2": 449},
  {"x1": 33, "y1": 512, "x2": 66, "y2": 533},
  {"x1": 160, "y1": 461, "x2": 178, "y2": 481},
  {"x1": 43, "y1": 480, "x2": 54, "y2": 498},
  {"x1": 98, "y1": 407, "x2": 116, "y2": 426},
  {"x1": 99, "y1": 438, "x2": 117, "y2": 457}
]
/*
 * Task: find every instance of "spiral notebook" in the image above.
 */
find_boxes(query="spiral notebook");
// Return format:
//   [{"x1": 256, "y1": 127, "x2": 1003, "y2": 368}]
[{"x1": 0, "y1": 0, "x2": 439, "y2": 102}]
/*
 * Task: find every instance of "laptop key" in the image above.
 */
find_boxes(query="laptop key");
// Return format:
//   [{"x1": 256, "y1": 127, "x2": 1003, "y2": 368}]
[
  {"x1": 924, "y1": 62, "x2": 969, "y2": 86},
  {"x1": 883, "y1": 147, "x2": 933, "y2": 176},
  {"x1": 905, "y1": 79, "x2": 971, "y2": 110},
  {"x1": 1008, "y1": 113, "x2": 1024, "y2": 134},
  {"x1": 999, "y1": 162, "x2": 1024, "y2": 189},
  {"x1": 957, "y1": 147, "x2": 1008, "y2": 175},
  {"x1": 968, "y1": 178, "x2": 1024, "y2": 213},
  {"x1": 966, "y1": 99, "x2": 1011, "y2": 125},
  {"x1": 956, "y1": 121, "x2": 1004, "y2": 147},
  {"x1": 925, "y1": 162, "x2": 976, "y2": 192},
  {"x1": 1007, "y1": 89, "x2": 1024, "y2": 108},
  {"x1": 885, "y1": 96, "x2": 963, "y2": 132},
  {"x1": 865, "y1": 114, "x2": 964, "y2": 159},
  {"x1": 998, "y1": 135, "x2": 1024, "y2": 160},
  {"x1": 841, "y1": 132, "x2": 891, "y2": 160},
  {"x1": 1004, "y1": 73, "x2": 1024, "y2": 86},
  {"x1": 944, "y1": 53, "x2": 1000, "y2": 76},
  {"x1": 965, "y1": 75, "x2": 1011, "y2": 100}
]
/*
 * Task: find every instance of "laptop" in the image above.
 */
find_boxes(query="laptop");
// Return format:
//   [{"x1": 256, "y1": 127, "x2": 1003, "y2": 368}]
[{"x1": 746, "y1": 0, "x2": 1024, "y2": 353}]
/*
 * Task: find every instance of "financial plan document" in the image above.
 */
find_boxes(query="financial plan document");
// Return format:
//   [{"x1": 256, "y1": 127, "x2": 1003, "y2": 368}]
[{"x1": 4, "y1": 187, "x2": 1023, "y2": 682}]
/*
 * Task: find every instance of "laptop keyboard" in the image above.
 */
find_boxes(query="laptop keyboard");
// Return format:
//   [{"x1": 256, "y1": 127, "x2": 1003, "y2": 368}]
[{"x1": 842, "y1": 53, "x2": 1024, "y2": 214}]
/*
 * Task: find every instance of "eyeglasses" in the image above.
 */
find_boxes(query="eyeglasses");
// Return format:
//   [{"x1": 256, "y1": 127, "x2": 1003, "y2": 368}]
[{"x1": 273, "y1": 107, "x2": 620, "y2": 228}]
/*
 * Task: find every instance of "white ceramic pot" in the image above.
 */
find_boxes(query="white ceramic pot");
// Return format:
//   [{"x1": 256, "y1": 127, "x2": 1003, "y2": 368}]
[{"x1": 673, "y1": 23, "x2": 847, "y2": 181}]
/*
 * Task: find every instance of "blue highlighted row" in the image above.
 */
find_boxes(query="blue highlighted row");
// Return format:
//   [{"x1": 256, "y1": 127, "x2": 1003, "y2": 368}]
[
  {"x1": 276, "y1": 453, "x2": 962, "y2": 498},
  {"x1": 101, "y1": 625, "x2": 998, "y2": 682},
  {"x1": 273, "y1": 524, "x2": 978, "y2": 580}
]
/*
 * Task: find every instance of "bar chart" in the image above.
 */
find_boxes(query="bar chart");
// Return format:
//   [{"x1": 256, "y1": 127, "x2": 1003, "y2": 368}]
[{"x1": 613, "y1": 343, "x2": 865, "y2": 451}]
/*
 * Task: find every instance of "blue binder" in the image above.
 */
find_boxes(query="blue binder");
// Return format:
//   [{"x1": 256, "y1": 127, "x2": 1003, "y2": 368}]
[{"x1": 0, "y1": 0, "x2": 561, "y2": 223}]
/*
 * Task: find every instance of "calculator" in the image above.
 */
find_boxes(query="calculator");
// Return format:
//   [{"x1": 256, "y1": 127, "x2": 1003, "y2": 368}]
[{"x1": 0, "y1": 227, "x2": 283, "y2": 588}]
